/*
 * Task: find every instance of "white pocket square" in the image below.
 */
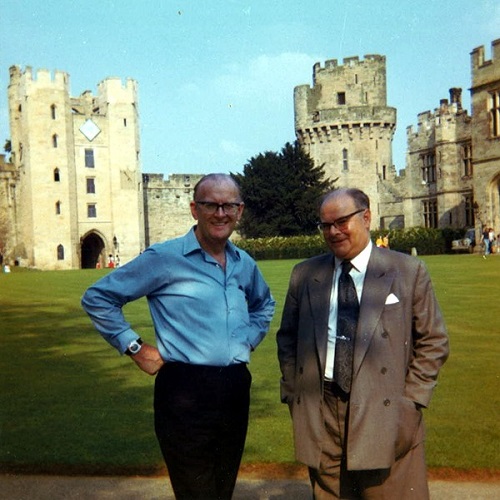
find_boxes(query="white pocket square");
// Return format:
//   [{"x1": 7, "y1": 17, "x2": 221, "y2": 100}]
[{"x1": 385, "y1": 293, "x2": 399, "y2": 305}]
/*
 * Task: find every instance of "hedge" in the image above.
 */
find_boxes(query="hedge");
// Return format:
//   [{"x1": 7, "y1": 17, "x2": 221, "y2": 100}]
[{"x1": 235, "y1": 227, "x2": 470, "y2": 260}]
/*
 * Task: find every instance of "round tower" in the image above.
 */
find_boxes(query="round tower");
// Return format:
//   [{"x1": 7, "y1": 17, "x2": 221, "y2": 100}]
[{"x1": 294, "y1": 55, "x2": 396, "y2": 227}]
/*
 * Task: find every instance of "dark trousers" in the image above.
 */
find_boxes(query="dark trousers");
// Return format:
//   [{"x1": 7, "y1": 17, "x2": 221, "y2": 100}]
[{"x1": 154, "y1": 362, "x2": 251, "y2": 500}]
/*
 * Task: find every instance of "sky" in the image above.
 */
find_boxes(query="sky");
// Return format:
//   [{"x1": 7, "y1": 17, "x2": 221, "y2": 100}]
[{"x1": 1, "y1": 0, "x2": 499, "y2": 177}]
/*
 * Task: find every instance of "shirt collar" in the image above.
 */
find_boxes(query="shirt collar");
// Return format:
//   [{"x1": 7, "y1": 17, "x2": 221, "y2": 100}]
[
  {"x1": 335, "y1": 239, "x2": 373, "y2": 273},
  {"x1": 182, "y1": 226, "x2": 241, "y2": 260}
]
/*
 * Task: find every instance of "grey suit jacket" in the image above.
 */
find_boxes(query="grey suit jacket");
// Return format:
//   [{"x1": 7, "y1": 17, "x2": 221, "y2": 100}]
[{"x1": 277, "y1": 247, "x2": 449, "y2": 470}]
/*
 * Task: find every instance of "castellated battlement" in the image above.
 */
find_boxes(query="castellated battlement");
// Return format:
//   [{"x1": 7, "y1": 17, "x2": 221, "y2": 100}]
[
  {"x1": 471, "y1": 38, "x2": 500, "y2": 69},
  {"x1": 313, "y1": 54, "x2": 385, "y2": 74},
  {"x1": 406, "y1": 88, "x2": 471, "y2": 140},
  {"x1": 471, "y1": 39, "x2": 500, "y2": 89},
  {"x1": 9, "y1": 65, "x2": 70, "y2": 91},
  {"x1": 97, "y1": 76, "x2": 138, "y2": 104}
]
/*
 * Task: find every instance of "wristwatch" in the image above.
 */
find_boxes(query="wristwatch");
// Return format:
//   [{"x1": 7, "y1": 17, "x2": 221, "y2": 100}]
[{"x1": 125, "y1": 338, "x2": 143, "y2": 356}]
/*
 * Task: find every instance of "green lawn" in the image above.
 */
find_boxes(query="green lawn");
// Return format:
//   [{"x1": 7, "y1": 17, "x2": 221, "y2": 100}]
[{"x1": 0, "y1": 254, "x2": 498, "y2": 474}]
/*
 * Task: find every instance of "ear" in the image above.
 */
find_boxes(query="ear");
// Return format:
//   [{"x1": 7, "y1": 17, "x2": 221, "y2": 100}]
[
  {"x1": 190, "y1": 201, "x2": 198, "y2": 220},
  {"x1": 363, "y1": 208, "x2": 372, "y2": 228},
  {"x1": 236, "y1": 202, "x2": 245, "y2": 221}
]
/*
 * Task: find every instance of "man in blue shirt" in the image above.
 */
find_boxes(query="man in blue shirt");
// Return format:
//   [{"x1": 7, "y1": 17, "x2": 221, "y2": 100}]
[{"x1": 82, "y1": 173, "x2": 275, "y2": 499}]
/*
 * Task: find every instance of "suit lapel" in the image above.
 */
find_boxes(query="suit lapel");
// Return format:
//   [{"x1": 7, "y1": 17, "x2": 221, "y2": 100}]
[{"x1": 353, "y1": 249, "x2": 394, "y2": 377}]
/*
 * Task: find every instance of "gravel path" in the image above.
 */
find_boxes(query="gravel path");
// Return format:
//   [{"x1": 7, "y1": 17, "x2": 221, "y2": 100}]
[{"x1": 1, "y1": 474, "x2": 499, "y2": 499}]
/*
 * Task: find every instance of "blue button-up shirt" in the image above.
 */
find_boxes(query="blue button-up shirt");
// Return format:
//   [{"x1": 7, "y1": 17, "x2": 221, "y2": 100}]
[{"x1": 81, "y1": 228, "x2": 275, "y2": 366}]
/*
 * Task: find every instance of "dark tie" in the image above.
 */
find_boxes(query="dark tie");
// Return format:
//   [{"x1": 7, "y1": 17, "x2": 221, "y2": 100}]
[{"x1": 334, "y1": 260, "x2": 359, "y2": 393}]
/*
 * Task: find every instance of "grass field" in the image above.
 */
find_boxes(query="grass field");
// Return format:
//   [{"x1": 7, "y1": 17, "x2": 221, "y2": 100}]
[{"x1": 0, "y1": 254, "x2": 499, "y2": 474}]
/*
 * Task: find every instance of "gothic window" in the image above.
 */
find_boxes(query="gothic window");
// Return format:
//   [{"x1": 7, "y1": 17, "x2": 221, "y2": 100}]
[
  {"x1": 464, "y1": 195, "x2": 475, "y2": 227},
  {"x1": 55, "y1": 201, "x2": 61, "y2": 215},
  {"x1": 54, "y1": 168, "x2": 60, "y2": 182},
  {"x1": 87, "y1": 204, "x2": 97, "y2": 218},
  {"x1": 421, "y1": 153, "x2": 436, "y2": 183},
  {"x1": 57, "y1": 244, "x2": 64, "y2": 260},
  {"x1": 51, "y1": 104, "x2": 56, "y2": 120},
  {"x1": 462, "y1": 143, "x2": 473, "y2": 177},
  {"x1": 85, "y1": 149, "x2": 95, "y2": 168},
  {"x1": 337, "y1": 92, "x2": 346, "y2": 105},
  {"x1": 52, "y1": 134, "x2": 58, "y2": 148},
  {"x1": 489, "y1": 90, "x2": 500, "y2": 137},
  {"x1": 422, "y1": 199, "x2": 438, "y2": 228},
  {"x1": 86, "y1": 178, "x2": 96, "y2": 194},
  {"x1": 342, "y1": 149, "x2": 349, "y2": 171}
]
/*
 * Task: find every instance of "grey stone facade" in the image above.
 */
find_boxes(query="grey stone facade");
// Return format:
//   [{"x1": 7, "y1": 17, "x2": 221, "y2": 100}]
[{"x1": 1, "y1": 39, "x2": 499, "y2": 269}]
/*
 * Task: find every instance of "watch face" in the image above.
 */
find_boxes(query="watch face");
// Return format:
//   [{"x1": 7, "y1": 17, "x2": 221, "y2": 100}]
[{"x1": 129, "y1": 341, "x2": 141, "y2": 354}]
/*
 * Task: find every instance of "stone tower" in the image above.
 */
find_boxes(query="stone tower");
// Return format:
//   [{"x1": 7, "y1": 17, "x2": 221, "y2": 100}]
[
  {"x1": 8, "y1": 66, "x2": 144, "y2": 270},
  {"x1": 470, "y1": 39, "x2": 500, "y2": 236},
  {"x1": 294, "y1": 55, "x2": 396, "y2": 227},
  {"x1": 405, "y1": 89, "x2": 472, "y2": 229}
]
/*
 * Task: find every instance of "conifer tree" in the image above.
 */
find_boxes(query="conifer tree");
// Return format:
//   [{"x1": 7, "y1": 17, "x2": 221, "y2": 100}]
[{"x1": 233, "y1": 142, "x2": 334, "y2": 238}]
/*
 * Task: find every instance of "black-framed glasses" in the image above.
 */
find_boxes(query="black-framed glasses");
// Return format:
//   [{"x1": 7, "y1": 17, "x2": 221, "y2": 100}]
[
  {"x1": 195, "y1": 201, "x2": 242, "y2": 215},
  {"x1": 318, "y1": 208, "x2": 366, "y2": 232}
]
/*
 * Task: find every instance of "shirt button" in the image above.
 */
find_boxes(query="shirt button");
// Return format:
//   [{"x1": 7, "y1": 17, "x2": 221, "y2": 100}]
[
  {"x1": 381, "y1": 331, "x2": 389, "y2": 338},
  {"x1": 381, "y1": 367, "x2": 387, "y2": 374},
  {"x1": 384, "y1": 399, "x2": 391, "y2": 406}
]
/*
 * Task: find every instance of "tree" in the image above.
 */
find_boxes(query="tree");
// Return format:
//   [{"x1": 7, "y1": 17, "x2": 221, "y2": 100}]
[{"x1": 232, "y1": 141, "x2": 334, "y2": 238}]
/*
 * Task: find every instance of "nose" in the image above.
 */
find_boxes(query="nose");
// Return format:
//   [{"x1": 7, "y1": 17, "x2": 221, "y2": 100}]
[{"x1": 327, "y1": 224, "x2": 342, "y2": 235}]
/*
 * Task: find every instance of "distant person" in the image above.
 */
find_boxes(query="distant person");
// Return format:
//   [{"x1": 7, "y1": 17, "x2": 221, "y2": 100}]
[
  {"x1": 277, "y1": 188, "x2": 449, "y2": 498},
  {"x1": 488, "y1": 228, "x2": 496, "y2": 254},
  {"x1": 82, "y1": 173, "x2": 275, "y2": 499},
  {"x1": 481, "y1": 228, "x2": 491, "y2": 257},
  {"x1": 3, "y1": 263, "x2": 11, "y2": 273}
]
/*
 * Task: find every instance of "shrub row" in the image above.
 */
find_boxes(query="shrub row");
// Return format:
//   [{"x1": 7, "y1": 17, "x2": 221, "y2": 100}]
[{"x1": 236, "y1": 227, "x2": 468, "y2": 260}]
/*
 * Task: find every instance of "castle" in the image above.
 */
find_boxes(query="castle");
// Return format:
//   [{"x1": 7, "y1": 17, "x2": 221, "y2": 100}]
[{"x1": 1, "y1": 39, "x2": 499, "y2": 270}]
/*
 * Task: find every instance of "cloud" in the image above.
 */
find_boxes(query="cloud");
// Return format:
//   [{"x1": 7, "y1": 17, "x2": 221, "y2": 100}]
[
  {"x1": 220, "y1": 139, "x2": 243, "y2": 156},
  {"x1": 212, "y1": 52, "x2": 322, "y2": 106}
]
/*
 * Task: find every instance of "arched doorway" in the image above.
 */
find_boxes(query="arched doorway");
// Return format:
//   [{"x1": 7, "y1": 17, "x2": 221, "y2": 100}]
[{"x1": 81, "y1": 232, "x2": 105, "y2": 269}]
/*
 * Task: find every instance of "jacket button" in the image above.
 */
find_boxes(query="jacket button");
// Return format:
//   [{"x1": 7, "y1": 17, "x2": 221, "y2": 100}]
[
  {"x1": 381, "y1": 367, "x2": 387, "y2": 374},
  {"x1": 299, "y1": 367, "x2": 304, "y2": 374},
  {"x1": 384, "y1": 399, "x2": 391, "y2": 406},
  {"x1": 297, "y1": 397, "x2": 301, "y2": 405},
  {"x1": 381, "y1": 331, "x2": 389, "y2": 338}
]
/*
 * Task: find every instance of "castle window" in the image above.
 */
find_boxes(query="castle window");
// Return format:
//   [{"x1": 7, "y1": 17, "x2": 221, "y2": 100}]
[
  {"x1": 52, "y1": 134, "x2": 58, "y2": 148},
  {"x1": 489, "y1": 90, "x2": 500, "y2": 137},
  {"x1": 54, "y1": 168, "x2": 60, "y2": 182},
  {"x1": 55, "y1": 201, "x2": 61, "y2": 215},
  {"x1": 123, "y1": 118, "x2": 127, "y2": 127},
  {"x1": 51, "y1": 104, "x2": 56, "y2": 120},
  {"x1": 354, "y1": 74, "x2": 358, "y2": 84},
  {"x1": 421, "y1": 153, "x2": 436, "y2": 183},
  {"x1": 85, "y1": 149, "x2": 95, "y2": 168},
  {"x1": 422, "y1": 199, "x2": 438, "y2": 228},
  {"x1": 87, "y1": 204, "x2": 97, "y2": 218},
  {"x1": 464, "y1": 195, "x2": 475, "y2": 227},
  {"x1": 462, "y1": 143, "x2": 473, "y2": 177},
  {"x1": 86, "y1": 178, "x2": 96, "y2": 194},
  {"x1": 57, "y1": 244, "x2": 64, "y2": 260},
  {"x1": 382, "y1": 165, "x2": 387, "y2": 180},
  {"x1": 342, "y1": 149, "x2": 349, "y2": 171},
  {"x1": 337, "y1": 92, "x2": 346, "y2": 105}
]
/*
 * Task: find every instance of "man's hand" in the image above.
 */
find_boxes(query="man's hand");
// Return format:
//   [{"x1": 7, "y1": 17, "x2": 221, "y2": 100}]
[{"x1": 130, "y1": 343, "x2": 165, "y2": 375}]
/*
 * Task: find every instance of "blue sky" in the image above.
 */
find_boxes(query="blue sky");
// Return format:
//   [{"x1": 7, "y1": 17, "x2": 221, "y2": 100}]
[{"x1": 1, "y1": 0, "x2": 498, "y2": 176}]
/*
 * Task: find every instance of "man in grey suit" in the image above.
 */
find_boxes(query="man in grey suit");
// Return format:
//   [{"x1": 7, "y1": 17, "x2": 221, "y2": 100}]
[{"x1": 277, "y1": 188, "x2": 449, "y2": 499}]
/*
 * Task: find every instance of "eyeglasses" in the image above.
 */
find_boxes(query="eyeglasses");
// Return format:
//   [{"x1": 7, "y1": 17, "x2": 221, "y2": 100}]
[
  {"x1": 318, "y1": 208, "x2": 366, "y2": 232},
  {"x1": 195, "y1": 201, "x2": 242, "y2": 215}
]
